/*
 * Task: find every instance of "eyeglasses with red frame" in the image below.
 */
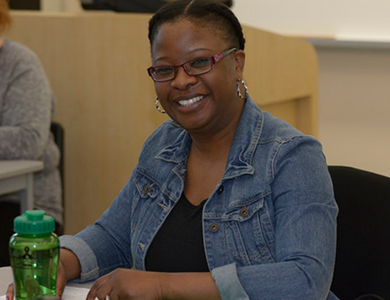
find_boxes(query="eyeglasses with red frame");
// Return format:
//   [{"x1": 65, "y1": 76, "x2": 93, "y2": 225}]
[{"x1": 147, "y1": 47, "x2": 237, "y2": 82}]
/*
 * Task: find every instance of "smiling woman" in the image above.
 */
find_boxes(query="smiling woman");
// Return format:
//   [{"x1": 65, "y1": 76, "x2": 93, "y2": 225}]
[
  {"x1": 150, "y1": 22, "x2": 245, "y2": 146},
  {"x1": 6, "y1": 1, "x2": 338, "y2": 300}
]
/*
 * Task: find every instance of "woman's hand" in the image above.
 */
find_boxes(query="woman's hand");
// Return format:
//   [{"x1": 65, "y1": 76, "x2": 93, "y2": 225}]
[
  {"x1": 86, "y1": 269, "x2": 164, "y2": 300},
  {"x1": 86, "y1": 269, "x2": 222, "y2": 300},
  {"x1": 56, "y1": 258, "x2": 72, "y2": 299},
  {"x1": 57, "y1": 248, "x2": 82, "y2": 298},
  {"x1": 6, "y1": 281, "x2": 14, "y2": 300}
]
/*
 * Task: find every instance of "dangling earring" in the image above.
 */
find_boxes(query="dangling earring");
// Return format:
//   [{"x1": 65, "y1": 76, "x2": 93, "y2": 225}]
[
  {"x1": 236, "y1": 79, "x2": 248, "y2": 99},
  {"x1": 155, "y1": 97, "x2": 166, "y2": 113}
]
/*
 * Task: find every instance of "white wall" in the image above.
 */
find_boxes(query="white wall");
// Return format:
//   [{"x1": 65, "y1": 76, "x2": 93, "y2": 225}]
[
  {"x1": 317, "y1": 47, "x2": 390, "y2": 177},
  {"x1": 232, "y1": 0, "x2": 390, "y2": 41},
  {"x1": 232, "y1": 1, "x2": 390, "y2": 177}
]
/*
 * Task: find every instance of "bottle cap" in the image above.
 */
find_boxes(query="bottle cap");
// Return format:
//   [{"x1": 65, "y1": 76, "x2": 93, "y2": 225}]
[{"x1": 14, "y1": 210, "x2": 55, "y2": 234}]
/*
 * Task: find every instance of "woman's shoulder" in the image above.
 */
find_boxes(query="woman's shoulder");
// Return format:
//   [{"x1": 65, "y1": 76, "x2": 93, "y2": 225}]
[
  {"x1": 260, "y1": 110, "x2": 312, "y2": 143},
  {"x1": 257, "y1": 110, "x2": 325, "y2": 169},
  {"x1": 1, "y1": 37, "x2": 42, "y2": 69},
  {"x1": 244, "y1": 95, "x2": 309, "y2": 144},
  {"x1": 252, "y1": 107, "x2": 324, "y2": 164},
  {"x1": 2, "y1": 38, "x2": 37, "y2": 58}
]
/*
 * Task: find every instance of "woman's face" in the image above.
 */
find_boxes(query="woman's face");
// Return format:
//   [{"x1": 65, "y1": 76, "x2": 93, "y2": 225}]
[{"x1": 151, "y1": 19, "x2": 245, "y2": 136}]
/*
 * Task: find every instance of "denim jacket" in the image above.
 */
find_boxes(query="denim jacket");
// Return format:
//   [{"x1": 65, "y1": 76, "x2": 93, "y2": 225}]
[{"x1": 60, "y1": 95, "x2": 339, "y2": 300}]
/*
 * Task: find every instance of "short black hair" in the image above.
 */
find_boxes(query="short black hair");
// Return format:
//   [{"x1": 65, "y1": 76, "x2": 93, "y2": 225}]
[{"x1": 148, "y1": 0, "x2": 245, "y2": 51}]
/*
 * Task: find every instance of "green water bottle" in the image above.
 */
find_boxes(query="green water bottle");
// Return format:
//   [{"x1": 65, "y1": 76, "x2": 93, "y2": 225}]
[{"x1": 9, "y1": 210, "x2": 59, "y2": 300}]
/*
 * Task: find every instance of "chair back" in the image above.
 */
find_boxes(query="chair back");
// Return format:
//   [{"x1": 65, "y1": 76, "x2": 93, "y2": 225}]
[
  {"x1": 50, "y1": 121, "x2": 65, "y2": 234},
  {"x1": 329, "y1": 166, "x2": 390, "y2": 300}
]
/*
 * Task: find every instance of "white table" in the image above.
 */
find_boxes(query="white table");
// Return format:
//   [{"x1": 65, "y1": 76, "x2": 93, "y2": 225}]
[
  {"x1": 0, "y1": 267, "x2": 93, "y2": 296},
  {"x1": 0, "y1": 160, "x2": 44, "y2": 213},
  {"x1": 0, "y1": 267, "x2": 14, "y2": 295}
]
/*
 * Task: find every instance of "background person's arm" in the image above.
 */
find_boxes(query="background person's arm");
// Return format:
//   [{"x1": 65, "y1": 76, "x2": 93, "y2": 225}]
[{"x1": 0, "y1": 42, "x2": 53, "y2": 160}]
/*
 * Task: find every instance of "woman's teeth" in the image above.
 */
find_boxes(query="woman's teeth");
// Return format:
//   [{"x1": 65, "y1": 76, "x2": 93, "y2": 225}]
[{"x1": 178, "y1": 96, "x2": 204, "y2": 107}]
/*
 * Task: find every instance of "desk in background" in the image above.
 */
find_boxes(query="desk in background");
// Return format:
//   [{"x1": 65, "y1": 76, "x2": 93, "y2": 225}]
[{"x1": 0, "y1": 160, "x2": 43, "y2": 213}]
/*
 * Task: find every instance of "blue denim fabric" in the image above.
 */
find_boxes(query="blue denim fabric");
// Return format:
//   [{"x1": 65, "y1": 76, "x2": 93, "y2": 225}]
[{"x1": 60, "y1": 94, "x2": 339, "y2": 300}]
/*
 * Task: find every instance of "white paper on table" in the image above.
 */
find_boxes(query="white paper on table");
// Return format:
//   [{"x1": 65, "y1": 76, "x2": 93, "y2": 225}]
[{"x1": 62, "y1": 286, "x2": 90, "y2": 300}]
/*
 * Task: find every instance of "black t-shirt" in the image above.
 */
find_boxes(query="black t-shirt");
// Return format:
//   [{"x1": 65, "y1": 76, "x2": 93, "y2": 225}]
[{"x1": 145, "y1": 194, "x2": 209, "y2": 272}]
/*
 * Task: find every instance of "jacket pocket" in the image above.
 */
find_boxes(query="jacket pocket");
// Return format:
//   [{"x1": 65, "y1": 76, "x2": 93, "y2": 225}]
[
  {"x1": 133, "y1": 170, "x2": 160, "y2": 200},
  {"x1": 221, "y1": 192, "x2": 275, "y2": 266}
]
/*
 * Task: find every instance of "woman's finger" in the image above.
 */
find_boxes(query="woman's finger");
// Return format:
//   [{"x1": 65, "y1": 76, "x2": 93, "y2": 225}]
[
  {"x1": 56, "y1": 263, "x2": 68, "y2": 299},
  {"x1": 6, "y1": 283, "x2": 14, "y2": 300},
  {"x1": 87, "y1": 274, "x2": 112, "y2": 300}
]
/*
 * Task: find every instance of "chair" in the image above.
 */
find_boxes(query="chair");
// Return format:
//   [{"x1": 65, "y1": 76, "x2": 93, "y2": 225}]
[
  {"x1": 328, "y1": 166, "x2": 390, "y2": 300},
  {"x1": 50, "y1": 121, "x2": 65, "y2": 234},
  {"x1": 50, "y1": 122, "x2": 64, "y2": 190}
]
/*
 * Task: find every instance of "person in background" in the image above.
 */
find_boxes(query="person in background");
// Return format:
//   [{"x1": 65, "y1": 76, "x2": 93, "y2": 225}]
[
  {"x1": 8, "y1": 0, "x2": 338, "y2": 299},
  {"x1": 0, "y1": 0, "x2": 62, "y2": 267}
]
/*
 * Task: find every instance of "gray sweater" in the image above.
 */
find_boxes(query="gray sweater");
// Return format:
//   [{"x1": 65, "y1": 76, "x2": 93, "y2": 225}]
[{"x1": 0, "y1": 36, "x2": 62, "y2": 225}]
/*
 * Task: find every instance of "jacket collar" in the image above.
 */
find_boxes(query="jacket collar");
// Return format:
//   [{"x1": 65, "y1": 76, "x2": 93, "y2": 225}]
[{"x1": 156, "y1": 94, "x2": 263, "y2": 179}]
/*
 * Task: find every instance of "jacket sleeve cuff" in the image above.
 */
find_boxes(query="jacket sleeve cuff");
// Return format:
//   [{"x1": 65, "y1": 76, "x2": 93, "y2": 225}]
[
  {"x1": 59, "y1": 235, "x2": 100, "y2": 283},
  {"x1": 211, "y1": 263, "x2": 249, "y2": 300}
]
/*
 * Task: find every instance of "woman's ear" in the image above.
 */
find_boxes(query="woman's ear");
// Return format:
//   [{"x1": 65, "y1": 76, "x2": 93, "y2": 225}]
[{"x1": 234, "y1": 50, "x2": 246, "y2": 80}]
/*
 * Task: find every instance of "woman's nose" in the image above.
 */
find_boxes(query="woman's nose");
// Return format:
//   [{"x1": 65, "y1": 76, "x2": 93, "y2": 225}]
[{"x1": 170, "y1": 66, "x2": 197, "y2": 89}]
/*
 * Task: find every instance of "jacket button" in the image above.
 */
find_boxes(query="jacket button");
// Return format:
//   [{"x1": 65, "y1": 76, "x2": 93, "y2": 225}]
[
  {"x1": 239, "y1": 207, "x2": 249, "y2": 217},
  {"x1": 143, "y1": 185, "x2": 152, "y2": 195},
  {"x1": 209, "y1": 223, "x2": 219, "y2": 232},
  {"x1": 217, "y1": 185, "x2": 224, "y2": 194}
]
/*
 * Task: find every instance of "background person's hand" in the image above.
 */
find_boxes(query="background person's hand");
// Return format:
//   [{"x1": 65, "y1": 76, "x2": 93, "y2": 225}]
[{"x1": 87, "y1": 269, "x2": 164, "y2": 300}]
